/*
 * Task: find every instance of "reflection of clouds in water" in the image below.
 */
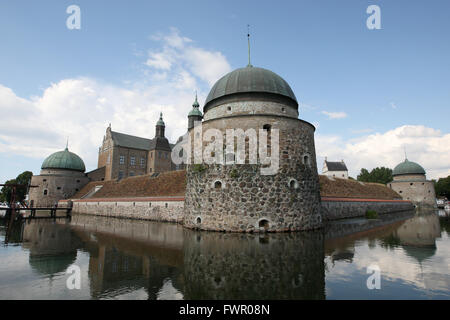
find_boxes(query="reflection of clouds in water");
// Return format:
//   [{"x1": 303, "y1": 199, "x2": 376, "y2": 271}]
[
  {"x1": 0, "y1": 250, "x2": 91, "y2": 300},
  {"x1": 157, "y1": 278, "x2": 184, "y2": 300},
  {"x1": 327, "y1": 240, "x2": 450, "y2": 296},
  {"x1": 113, "y1": 288, "x2": 148, "y2": 300}
]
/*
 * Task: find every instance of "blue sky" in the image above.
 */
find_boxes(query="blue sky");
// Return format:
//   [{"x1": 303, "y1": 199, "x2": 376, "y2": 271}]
[{"x1": 0, "y1": 0, "x2": 449, "y2": 182}]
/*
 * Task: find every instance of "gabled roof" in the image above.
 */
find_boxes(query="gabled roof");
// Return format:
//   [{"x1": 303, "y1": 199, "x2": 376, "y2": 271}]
[
  {"x1": 111, "y1": 131, "x2": 152, "y2": 150},
  {"x1": 110, "y1": 131, "x2": 172, "y2": 151},
  {"x1": 325, "y1": 161, "x2": 348, "y2": 172}
]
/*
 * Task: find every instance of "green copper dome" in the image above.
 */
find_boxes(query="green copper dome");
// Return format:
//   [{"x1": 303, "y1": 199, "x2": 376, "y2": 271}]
[
  {"x1": 393, "y1": 159, "x2": 426, "y2": 176},
  {"x1": 204, "y1": 66, "x2": 298, "y2": 109},
  {"x1": 41, "y1": 148, "x2": 86, "y2": 172}
]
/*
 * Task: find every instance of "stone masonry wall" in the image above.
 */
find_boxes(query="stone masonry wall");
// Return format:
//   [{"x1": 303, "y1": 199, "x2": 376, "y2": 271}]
[
  {"x1": 184, "y1": 111, "x2": 322, "y2": 232},
  {"x1": 67, "y1": 198, "x2": 184, "y2": 223},
  {"x1": 320, "y1": 198, "x2": 415, "y2": 221}
]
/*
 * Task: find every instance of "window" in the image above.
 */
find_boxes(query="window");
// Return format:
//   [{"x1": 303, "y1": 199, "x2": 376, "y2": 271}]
[
  {"x1": 76, "y1": 180, "x2": 80, "y2": 183},
  {"x1": 196, "y1": 217, "x2": 202, "y2": 224},
  {"x1": 303, "y1": 155, "x2": 311, "y2": 167},
  {"x1": 57, "y1": 187, "x2": 61, "y2": 190},
  {"x1": 140, "y1": 158, "x2": 145, "y2": 168},
  {"x1": 43, "y1": 179, "x2": 47, "y2": 182},
  {"x1": 214, "y1": 181, "x2": 222, "y2": 189},
  {"x1": 259, "y1": 219, "x2": 269, "y2": 230},
  {"x1": 158, "y1": 152, "x2": 162, "y2": 159},
  {"x1": 118, "y1": 171, "x2": 124, "y2": 180},
  {"x1": 129, "y1": 171, "x2": 135, "y2": 177},
  {"x1": 281, "y1": 107, "x2": 286, "y2": 113},
  {"x1": 130, "y1": 156, "x2": 136, "y2": 166},
  {"x1": 227, "y1": 106, "x2": 231, "y2": 111},
  {"x1": 289, "y1": 179, "x2": 299, "y2": 189},
  {"x1": 150, "y1": 168, "x2": 153, "y2": 173},
  {"x1": 263, "y1": 124, "x2": 271, "y2": 131},
  {"x1": 43, "y1": 189, "x2": 48, "y2": 196},
  {"x1": 119, "y1": 155, "x2": 125, "y2": 165}
]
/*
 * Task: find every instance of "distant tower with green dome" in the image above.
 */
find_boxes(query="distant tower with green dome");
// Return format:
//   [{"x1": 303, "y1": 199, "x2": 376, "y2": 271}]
[
  {"x1": 29, "y1": 145, "x2": 90, "y2": 207},
  {"x1": 388, "y1": 157, "x2": 436, "y2": 208}
]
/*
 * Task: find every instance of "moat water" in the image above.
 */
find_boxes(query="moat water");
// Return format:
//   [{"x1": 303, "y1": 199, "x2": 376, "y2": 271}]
[{"x1": 0, "y1": 210, "x2": 449, "y2": 300}]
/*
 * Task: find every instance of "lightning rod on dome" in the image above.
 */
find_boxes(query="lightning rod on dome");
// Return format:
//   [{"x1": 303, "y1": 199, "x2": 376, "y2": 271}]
[{"x1": 247, "y1": 24, "x2": 252, "y2": 67}]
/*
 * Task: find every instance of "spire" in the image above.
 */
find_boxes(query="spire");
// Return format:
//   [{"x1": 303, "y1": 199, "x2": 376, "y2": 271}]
[
  {"x1": 156, "y1": 112, "x2": 165, "y2": 126},
  {"x1": 193, "y1": 91, "x2": 199, "y2": 108},
  {"x1": 247, "y1": 24, "x2": 253, "y2": 67},
  {"x1": 404, "y1": 146, "x2": 408, "y2": 161},
  {"x1": 155, "y1": 112, "x2": 165, "y2": 138},
  {"x1": 65, "y1": 137, "x2": 69, "y2": 151}
]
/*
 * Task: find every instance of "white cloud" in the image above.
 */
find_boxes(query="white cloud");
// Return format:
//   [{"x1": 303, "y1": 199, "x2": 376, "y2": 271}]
[
  {"x1": 0, "y1": 28, "x2": 232, "y2": 177},
  {"x1": 145, "y1": 27, "x2": 231, "y2": 86},
  {"x1": 321, "y1": 111, "x2": 348, "y2": 119},
  {"x1": 316, "y1": 125, "x2": 450, "y2": 180}
]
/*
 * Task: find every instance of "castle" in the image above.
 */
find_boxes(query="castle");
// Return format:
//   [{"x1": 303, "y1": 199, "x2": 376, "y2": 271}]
[{"x1": 28, "y1": 59, "x2": 421, "y2": 230}]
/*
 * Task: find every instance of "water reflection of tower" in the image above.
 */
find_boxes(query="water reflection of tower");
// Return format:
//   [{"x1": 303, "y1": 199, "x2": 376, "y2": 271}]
[
  {"x1": 182, "y1": 231, "x2": 325, "y2": 299},
  {"x1": 394, "y1": 212, "x2": 441, "y2": 264},
  {"x1": 22, "y1": 220, "x2": 81, "y2": 276}
]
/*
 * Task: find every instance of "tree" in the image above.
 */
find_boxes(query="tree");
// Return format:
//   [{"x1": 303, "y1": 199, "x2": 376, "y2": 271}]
[
  {"x1": 357, "y1": 167, "x2": 393, "y2": 185},
  {"x1": 0, "y1": 171, "x2": 33, "y2": 204},
  {"x1": 435, "y1": 176, "x2": 450, "y2": 199},
  {"x1": 15, "y1": 171, "x2": 33, "y2": 203}
]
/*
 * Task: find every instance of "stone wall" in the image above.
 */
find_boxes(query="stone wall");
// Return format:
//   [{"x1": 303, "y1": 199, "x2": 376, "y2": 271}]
[
  {"x1": 320, "y1": 197, "x2": 415, "y2": 221},
  {"x1": 29, "y1": 170, "x2": 89, "y2": 208},
  {"x1": 61, "y1": 196, "x2": 415, "y2": 232},
  {"x1": 184, "y1": 111, "x2": 322, "y2": 232},
  {"x1": 66, "y1": 197, "x2": 184, "y2": 223},
  {"x1": 389, "y1": 179, "x2": 436, "y2": 207}
]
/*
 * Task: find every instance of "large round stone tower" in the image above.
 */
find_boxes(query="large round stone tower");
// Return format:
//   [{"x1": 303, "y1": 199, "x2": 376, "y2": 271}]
[{"x1": 184, "y1": 65, "x2": 322, "y2": 232}]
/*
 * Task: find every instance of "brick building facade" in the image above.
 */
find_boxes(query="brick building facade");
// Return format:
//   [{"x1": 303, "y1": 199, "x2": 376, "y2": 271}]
[{"x1": 97, "y1": 113, "x2": 174, "y2": 181}]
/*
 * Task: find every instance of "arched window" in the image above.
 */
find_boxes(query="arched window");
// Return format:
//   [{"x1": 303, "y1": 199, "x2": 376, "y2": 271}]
[
  {"x1": 214, "y1": 181, "x2": 222, "y2": 189},
  {"x1": 289, "y1": 178, "x2": 299, "y2": 189},
  {"x1": 196, "y1": 217, "x2": 202, "y2": 224},
  {"x1": 263, "y1": 124, "x2": 271, "y2": 131},
  {"x1": 259, "y1": 219, "x2": 269, "y2": 231},
  {"x1": 303, "y1": 155, "x2": 310, "y2": 167}
]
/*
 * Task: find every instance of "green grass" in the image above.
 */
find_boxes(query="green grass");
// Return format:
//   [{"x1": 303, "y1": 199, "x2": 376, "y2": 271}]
[{"x1": 365, "y1": 210, "x2": 379, "y2": 219}]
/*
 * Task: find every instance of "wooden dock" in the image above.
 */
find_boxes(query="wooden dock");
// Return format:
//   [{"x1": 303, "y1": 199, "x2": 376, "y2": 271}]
[{"x1": 0, "y1": 207, "x2": 72, "y2": 220}]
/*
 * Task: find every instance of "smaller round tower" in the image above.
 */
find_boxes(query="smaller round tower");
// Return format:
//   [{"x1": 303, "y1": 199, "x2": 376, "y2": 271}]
[
  {"x1": 29, "y1": 146, "x2": 89, "y2": 207},
  {"x1": 388, "y1": 158, "x2": 436, "y2": 207}
]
